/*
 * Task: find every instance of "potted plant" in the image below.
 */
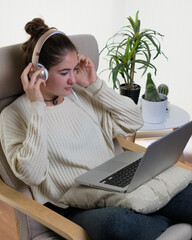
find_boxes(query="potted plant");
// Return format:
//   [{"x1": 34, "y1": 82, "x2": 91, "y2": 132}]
[
  {"x1": 141, "y1": 72, "x2": 168, "y2": 123},
  {"x1": 100, "y1": 11, "x2": 166, "y2": 104}
]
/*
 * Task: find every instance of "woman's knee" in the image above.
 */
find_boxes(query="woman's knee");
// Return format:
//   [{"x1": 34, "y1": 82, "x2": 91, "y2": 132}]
[
  {"x1": 100, "y1": 208, "x2": 170, "y2": 240},
  {"x1": 70, "y1": 207, "x2": 171, "y2": 240}
]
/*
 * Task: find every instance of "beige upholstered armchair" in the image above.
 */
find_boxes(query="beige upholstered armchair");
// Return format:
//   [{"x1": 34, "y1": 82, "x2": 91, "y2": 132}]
[{"x1": 0, "y1": 34, "x2": 192, "y2": 240}]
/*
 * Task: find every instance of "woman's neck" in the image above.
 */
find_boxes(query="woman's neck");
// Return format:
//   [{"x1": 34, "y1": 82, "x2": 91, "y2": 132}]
[{"x1": 44, "y1": 96, "x2": 64, "y2": 106}]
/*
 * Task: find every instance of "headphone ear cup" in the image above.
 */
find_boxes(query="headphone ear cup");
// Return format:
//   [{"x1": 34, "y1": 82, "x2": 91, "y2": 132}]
[{"x1": 38, "y1": 63, "x2": 49, "y2": 81}]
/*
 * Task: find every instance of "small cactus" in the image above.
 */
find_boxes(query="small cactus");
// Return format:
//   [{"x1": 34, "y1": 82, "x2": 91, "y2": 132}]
[
  {"x1": 144, "y1": 73, "x2": 161, "y2": 102},
  {"x1": 158, "y1": 84, "x2": 169, "y2": 96}
]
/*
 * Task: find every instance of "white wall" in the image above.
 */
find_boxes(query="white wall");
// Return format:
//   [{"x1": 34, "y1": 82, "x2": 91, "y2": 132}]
[{"x1": 1, "y1": 0, "x2": 192, "y2": 118}]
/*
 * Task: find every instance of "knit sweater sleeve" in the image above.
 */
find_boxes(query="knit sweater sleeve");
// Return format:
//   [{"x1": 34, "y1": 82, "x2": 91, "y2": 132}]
[
  {"x1": 0, "y1": 99, "x2": 48, "y2": 186},
  {"x1": 85, "y1": 78, "x2": 143, "y2": 138}
]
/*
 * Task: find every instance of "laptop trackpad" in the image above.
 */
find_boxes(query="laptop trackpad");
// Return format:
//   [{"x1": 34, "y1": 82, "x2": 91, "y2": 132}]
[{"x1": 95, "y1": 151, "x2": 144, "y2": 173}]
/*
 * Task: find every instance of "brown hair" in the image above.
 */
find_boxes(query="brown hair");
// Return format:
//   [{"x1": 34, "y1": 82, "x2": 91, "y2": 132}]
[{"x1": 22, "y1": 18, "x2": 77, "y2": 69}]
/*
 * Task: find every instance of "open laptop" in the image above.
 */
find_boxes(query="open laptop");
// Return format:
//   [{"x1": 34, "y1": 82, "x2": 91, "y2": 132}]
[{"x1": 75, "y1": 121, "x2": 192, "y2": 193}]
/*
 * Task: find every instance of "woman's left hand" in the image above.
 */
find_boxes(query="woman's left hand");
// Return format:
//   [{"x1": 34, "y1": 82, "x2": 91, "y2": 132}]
[{"x1": 76, "y1": 55, "x2": 97, "y2": 88}]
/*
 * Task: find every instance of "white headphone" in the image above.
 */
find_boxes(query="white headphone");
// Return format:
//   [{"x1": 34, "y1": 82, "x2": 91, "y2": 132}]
[{"x1": 31, "y1": 29, "x2": 65, "y2": 81}]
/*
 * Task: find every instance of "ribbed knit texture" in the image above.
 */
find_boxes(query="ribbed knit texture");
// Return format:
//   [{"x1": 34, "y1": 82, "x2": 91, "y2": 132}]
[{"x1": 0, "y1": 79, "x2": 143, "y2": 207}]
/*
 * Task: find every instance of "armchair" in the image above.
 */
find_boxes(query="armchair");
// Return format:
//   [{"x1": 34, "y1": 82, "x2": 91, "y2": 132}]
[{"x1": 0, "y1": 34, "x2": 192, "y2": 240}]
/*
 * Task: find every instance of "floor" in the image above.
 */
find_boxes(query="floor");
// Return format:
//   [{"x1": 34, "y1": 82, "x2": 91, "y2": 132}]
[
  {"x1": 0, "y1": 133, "x2": 191, "y2": 240},
  {"x1": 0, "y1": 199, "x2": 19, "y2": 240}
]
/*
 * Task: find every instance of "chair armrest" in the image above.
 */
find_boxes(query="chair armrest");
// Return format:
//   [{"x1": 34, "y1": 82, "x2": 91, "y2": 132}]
[
  {"x1": 116, "y1": 135, "x2": 146, "y2": 152},
  {"x1": 0, "y1": 178, "x2": 90, "y2": 240},
  {"x1": 175, "y1": 162, "x2": 192, "y2": 171},
  {"x1": 117, "y1": 135, "x2": 192, "y2": 171}
]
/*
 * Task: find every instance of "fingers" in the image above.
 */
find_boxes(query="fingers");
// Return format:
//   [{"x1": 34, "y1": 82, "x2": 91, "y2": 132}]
[
  {"x1": 21, "y1": 63, "x2": 44, "y2": 84},
  {"x1": 76, "y1": 54, "x2": 97, "y2": 88},
  {"x1": 20, "y1": 63, "x2": 46, "y2": 103},
  {"x1": 30, "y1": 65, "x2": 45, "y2": 84},
  {"x1": 21, "y1": 63, "x2": 32, "y2": 87},
  {"x1": 78, "y1": 54, "x2": 92, "y2": 67},
  {"x1": 21, "y1": 63, "x2": 46, "y2": 92}
]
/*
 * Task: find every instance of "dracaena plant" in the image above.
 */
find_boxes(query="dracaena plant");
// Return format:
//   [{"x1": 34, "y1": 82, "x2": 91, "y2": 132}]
[{"x1": 100, "y1": 11, "x2": 167, "y2": 90}]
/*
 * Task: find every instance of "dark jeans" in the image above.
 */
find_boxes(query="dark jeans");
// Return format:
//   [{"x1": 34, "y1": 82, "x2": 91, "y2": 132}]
[{"x1": 45, "y1": 184, "x2": 192, "y2": 240}]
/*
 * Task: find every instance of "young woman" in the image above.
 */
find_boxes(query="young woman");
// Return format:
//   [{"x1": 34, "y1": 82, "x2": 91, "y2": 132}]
[{"x1": 1, "y1": 18, "x2": 192, "y2": 240}]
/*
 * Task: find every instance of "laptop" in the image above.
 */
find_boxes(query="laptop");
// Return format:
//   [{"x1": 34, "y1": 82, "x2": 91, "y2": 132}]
[{"x1": 75, "y1": 121, "x2": 192, "y2": 193}]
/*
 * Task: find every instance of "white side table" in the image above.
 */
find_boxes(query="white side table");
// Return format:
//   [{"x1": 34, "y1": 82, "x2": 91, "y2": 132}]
[{"x1": 140, "y1": 104, "x2": 190, "y2": 132}]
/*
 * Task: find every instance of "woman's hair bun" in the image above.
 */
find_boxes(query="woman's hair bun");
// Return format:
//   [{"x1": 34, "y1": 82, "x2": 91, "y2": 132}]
[
  {"x1": 25, "y1": 18, "x2": 49, "y2": 38},
  {"x1": 22, "y1": 18, "x2": 52, "y2": 62}
]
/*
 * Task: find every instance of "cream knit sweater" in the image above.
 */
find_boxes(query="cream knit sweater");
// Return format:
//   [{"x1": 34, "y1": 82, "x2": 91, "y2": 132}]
[{"x1": 0, "y1": 79, "x2": 143, "y2": 207}]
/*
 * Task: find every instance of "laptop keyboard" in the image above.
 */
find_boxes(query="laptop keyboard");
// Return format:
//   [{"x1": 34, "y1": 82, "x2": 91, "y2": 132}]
[{"x1": 100, "y1": 158, "x2": 142, "y2": 188}]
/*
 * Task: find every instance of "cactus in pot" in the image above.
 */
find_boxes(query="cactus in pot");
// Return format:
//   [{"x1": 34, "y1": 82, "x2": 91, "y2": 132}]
[
  {"x1": 142, "y1": 73, "x2": 168, "y2": 123},
  {"x1": 143, "y1": 73, "x2": 161, "y2": 102},
  {"x1": 158, "y1": 84, "x2": 169, "y2": 96}
]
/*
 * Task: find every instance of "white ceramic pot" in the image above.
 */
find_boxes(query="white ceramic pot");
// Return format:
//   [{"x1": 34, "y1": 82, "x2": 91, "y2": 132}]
[{"x1": 141, "y1": 94, "x2": 168, "y2": 123}]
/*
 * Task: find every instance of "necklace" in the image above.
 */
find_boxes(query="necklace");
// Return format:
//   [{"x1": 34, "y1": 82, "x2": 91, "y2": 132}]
[{"x1": 44, "y1": 96, "x2": 59, "y2": 105}]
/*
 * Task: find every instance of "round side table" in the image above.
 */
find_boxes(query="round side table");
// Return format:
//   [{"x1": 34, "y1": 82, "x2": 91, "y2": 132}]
[{"x1": 140, "y1": 104, "x2": 190, "y2": 132}]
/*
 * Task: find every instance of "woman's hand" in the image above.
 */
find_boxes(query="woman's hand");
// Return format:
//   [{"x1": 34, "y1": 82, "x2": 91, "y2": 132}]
[
  {"x1": 21, "y1": 63, "x2": 46, "y2": 103},
  {"x1": 76, "y1": 55, "x2": 97, "y2": 88}
]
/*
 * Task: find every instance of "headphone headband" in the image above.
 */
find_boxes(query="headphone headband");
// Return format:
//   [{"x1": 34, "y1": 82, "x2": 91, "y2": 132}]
[{"x1": 32, "y1": 29, "x2": 65, "y2": 69}]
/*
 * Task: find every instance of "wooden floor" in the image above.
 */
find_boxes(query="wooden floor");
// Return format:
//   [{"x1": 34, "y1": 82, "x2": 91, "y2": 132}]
[
  {"x1": 0, "y1": 133, "x2": 191, "y2": 240},
  {"x1": 0, "y1": 199, "x2": 19, "y2": 240}
]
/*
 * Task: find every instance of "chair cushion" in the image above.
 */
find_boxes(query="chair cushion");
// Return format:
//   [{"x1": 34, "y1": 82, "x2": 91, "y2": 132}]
[
  {"x1": 156, "y1": 223, "x2": 192, "y2": 240},
  {"x1": 62, "y1": 166, "x2": 192, "y2": 214},
  {"x1": 33, "y1": 230, "x2": 63, "y2": 240}
]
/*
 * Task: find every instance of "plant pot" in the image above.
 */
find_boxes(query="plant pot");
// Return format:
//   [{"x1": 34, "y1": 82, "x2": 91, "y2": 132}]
[
  {"x1": 120, "y1": 84, "x2": 141, "y2": 104},
  {"x1": 141, "y1": 94, "x2": 168, "y2": 123}
]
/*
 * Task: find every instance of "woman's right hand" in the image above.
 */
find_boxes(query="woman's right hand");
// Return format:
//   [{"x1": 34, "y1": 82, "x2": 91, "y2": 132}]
[{"x1": 21, "y1": 63, "x2": 46, "y2": 103}]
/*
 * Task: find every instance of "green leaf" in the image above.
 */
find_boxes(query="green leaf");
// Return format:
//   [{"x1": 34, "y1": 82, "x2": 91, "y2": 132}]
[
  {"x1": 99, "y1": 10, "x2": 167, "y2": 88},
  {"x1": 135, "y1": 10, "x2": 140, "y2": 33},
  {"x1": 128, "y1": 16, "x2": 136, "y2": 32}
]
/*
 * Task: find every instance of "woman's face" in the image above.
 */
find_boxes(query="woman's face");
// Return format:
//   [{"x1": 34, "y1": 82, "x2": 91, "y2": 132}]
[{"x1": 42, "y1": 50, "x2": 79, "y2": 98}]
